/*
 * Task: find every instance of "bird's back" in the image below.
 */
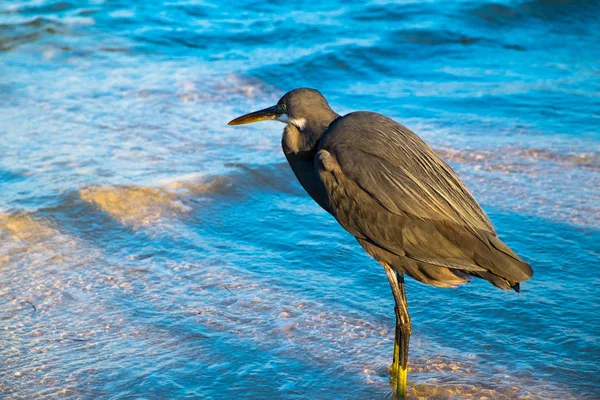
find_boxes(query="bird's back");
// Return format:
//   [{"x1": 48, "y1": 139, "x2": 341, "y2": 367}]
[{"x1": 316, "y1": 112, "x2": 533, "y2": 290}]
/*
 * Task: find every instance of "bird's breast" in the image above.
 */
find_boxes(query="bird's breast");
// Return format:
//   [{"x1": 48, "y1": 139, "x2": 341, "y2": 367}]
[
  {"x1": 281, "y1": 124, "x2": 303, "y2": 156},
  {"x1": 281, "y1": 123, "x2": 332, "y2": 213},
  {"x1": 283, "y1": 149, "x2": 331, "y2": 214}
]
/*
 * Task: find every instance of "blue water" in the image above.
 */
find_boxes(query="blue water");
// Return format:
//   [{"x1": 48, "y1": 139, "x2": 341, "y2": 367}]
[{"x1": 1, "y1": 1, "x2": 599, "y2": 399}]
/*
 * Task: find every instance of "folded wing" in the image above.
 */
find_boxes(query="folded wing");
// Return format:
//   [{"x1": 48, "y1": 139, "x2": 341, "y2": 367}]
[{"x1": 316, "y1": 112, "x2": 533, "y2": 288}]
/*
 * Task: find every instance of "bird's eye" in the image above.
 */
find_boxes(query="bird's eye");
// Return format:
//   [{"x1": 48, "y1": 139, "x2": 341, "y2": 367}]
[{"x1": 280, "y1": 104, "x2": 287, "y2": 112}]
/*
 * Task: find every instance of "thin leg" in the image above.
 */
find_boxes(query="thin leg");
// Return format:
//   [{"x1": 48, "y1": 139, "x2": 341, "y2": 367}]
[{"x1": 384, "y1": 264, "x2": 412, "y2": 399}]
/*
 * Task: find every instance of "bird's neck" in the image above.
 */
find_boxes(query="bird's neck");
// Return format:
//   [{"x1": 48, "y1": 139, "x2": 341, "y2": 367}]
[
  {"x1": 281, "y1": 114, "x2": 338, "y2": 214},
  {"x1": 282, "y1": 111, "x2": 339, "y2": 158}
]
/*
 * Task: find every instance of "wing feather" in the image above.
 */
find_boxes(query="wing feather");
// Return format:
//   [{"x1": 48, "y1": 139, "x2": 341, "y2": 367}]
[
  {"x1": 321, "y1": 112, "x2": 493, "y2": 233},
  {"x1": 317, "y1": 112, "x2": 533, "y2": 285}
]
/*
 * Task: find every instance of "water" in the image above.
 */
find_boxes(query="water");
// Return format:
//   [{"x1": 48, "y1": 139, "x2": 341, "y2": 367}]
[{"x1": 1, "y1": 0, "x2": 599, "y2": 398}]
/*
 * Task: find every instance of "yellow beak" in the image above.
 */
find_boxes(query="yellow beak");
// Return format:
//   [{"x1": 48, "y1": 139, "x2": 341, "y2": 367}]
[{"x1": 228, "y1": 105, "x2": 280, "y2": 126}]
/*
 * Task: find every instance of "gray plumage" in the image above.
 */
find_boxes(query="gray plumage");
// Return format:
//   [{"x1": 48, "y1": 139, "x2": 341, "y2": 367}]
[
  {"x1": 228, "y1": 87, "x2": 534, "y2": 397},
  {"x1": 277, "y1": 88, "x2": 533, "y2": 290}
]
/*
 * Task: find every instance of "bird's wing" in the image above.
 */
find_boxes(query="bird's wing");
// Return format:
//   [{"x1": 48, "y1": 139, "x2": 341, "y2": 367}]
[{"x1": 316, "y1": 112, "x2": 532, "y2": 283}]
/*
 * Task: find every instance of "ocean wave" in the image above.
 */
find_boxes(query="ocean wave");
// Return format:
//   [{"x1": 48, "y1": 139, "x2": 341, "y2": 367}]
[
  {"x1": 1, "y1": 0, "x2": 598, "y2": 397},
  {"x1": 469, "y1": 0, "x2": 600, "y2": 26},
  {"x1": 0, "y1": 17, "x2": 64, "y2": 51},
  {"x1": 437, "y1": 146, "x2": 600, "y2": 172}
]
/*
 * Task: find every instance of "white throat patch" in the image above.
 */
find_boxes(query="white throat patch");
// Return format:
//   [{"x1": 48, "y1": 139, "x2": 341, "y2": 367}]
[
  {"x1": 277, "y1": 114, "x2": 307, "y2": 131},
  {"x1": 290, "y1": 117, "x2": 306, "y2": 131},
  {"x1": 290, "y1": 118, "x2": 306, "y2": 130}
]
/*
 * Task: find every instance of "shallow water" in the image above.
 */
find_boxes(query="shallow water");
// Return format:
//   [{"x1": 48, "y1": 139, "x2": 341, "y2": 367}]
[{"x1": 1, "y1": 0, "x2": 599, "y2": 399}]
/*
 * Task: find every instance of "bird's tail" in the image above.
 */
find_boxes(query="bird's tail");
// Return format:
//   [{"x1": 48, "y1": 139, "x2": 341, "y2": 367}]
[
  {"x1": 400, "y1": 258, "x2": 472, "y2": 289},
  {"x1": 469, "y1": 233, "x2": 533, "y2": 291},
  {"x1": 400, "y1": 233, "x2": 533, "y2": 292}
]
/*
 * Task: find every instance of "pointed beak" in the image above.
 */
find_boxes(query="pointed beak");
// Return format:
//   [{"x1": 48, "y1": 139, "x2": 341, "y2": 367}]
[{"x1": 228, "y1": 105, "x2": 280, "y2": 126}]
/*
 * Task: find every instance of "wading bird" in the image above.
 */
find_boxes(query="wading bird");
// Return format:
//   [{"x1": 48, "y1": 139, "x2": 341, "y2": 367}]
[{"x1": 228, "y1": 88, "x2": 533, "y2": 398}]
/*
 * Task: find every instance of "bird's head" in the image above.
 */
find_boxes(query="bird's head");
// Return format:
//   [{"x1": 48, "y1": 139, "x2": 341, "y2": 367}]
[{"x1": 228, "y1": 88, "x2": 338, "y2": 134}]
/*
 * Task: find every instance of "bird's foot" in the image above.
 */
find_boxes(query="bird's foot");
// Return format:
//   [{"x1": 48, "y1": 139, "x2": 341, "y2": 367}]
[{"x1": 389, "y1": 360, "x2": 408, "y2": 399}]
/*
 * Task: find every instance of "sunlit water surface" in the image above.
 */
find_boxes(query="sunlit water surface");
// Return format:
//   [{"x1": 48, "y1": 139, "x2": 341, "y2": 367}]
[{"x1": 1, "y1": 0, "x2": 599, "y2": 399}]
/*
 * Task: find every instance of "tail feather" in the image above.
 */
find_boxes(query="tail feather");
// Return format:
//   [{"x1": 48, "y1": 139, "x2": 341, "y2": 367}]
[
  {"x1": 483, "y1": 233, "x2": 533, "y2": 282},
  {"x1": 403, "y1": 258, "x2": 471, "y2": 288},
  {"x1": 357, "y1": 232, "x2": 532, "y2": 291},
  {"x1": 470, "y1": 233, "x2": 533, "y2": 290}
]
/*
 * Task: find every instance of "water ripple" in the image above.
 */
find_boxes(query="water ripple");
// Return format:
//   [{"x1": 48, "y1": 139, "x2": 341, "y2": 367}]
[{"x1": 1, "y1": 0, "x2": 599, "y2": 398}]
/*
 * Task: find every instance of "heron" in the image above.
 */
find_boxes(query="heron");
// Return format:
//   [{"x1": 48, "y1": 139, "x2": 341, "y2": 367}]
[{"x1": 228, "y1": 88, "x2": 533, "y2": 398}]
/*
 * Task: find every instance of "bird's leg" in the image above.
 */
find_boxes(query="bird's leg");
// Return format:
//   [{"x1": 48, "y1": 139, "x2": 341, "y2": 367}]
[{"x1": 384, "y1": 264, "x2": 411, "y2": 399}]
